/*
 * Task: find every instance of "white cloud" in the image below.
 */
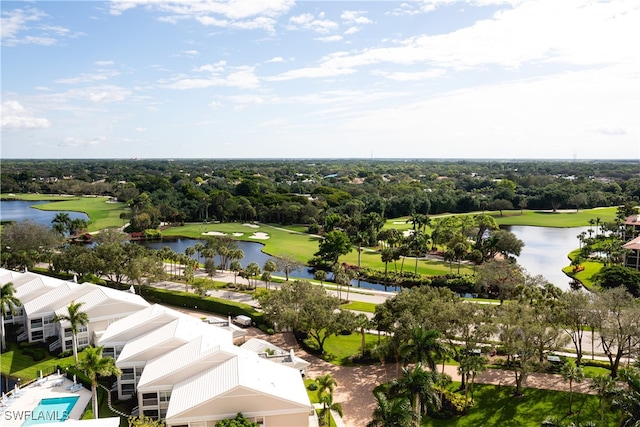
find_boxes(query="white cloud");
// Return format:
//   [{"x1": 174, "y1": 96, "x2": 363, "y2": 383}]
[
  {"x1": 1, "y1": 7, "x2": 82, "y2": 46},
  {"x1": 194, "y1": 61, "x2": 227, "y2": 72},
  {"x1": 95, "y1": 60, "x2": 115, "y2": 66},
  {"x1": 1, "y1": 100, "x2": 51, "y2": 131},
  {"x1": 179, "y1": 50, "x2": 200, "y2": 57},
  {"x1": 340, "y1": 10, "x2": 373, "y2": 25},
  {"x1": 265, "y1": 56, "x2": 284, "y2": 63},
  {"x1": 58, "y1": 136, "x2": 106, "y2": 147},
  {"x1": 166, "y1": 66, "x2": 260, "y2": 89},
  {"x1": 109, "y1": 0, "x2": 294, "y2": 33},
  {"x1": 315, "y1": 35, "x2": 343, "y2": 43},
  {"x1": 267, "y1": 65, "x2": 356, "y2": 81},
  {"x1": 371, "y1": 69, "x2": 446, "y2": 81},
  {"x1": 135, "y1": 127, "x2": 147, "y2": 132},
  {"x1": 55, "y1": 70, "x2": 121, "y2": 84},
  {"x1": 288, "y1": 13, "x2": 339, "y2": 33}
]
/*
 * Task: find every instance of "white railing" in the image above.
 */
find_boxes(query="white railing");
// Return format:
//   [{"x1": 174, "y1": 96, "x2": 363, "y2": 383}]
[
  {"x1": 17, "y1": 331, "x2": 28, "y2": 341},
  {"x1": 49, "y1": 339, "x2": 61, "y2": 352}
]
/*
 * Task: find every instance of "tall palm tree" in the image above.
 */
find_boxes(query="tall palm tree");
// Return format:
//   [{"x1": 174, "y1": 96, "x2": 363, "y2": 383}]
[
  {"x1": 400, "y1": 326, "x2": 446, "y2": 371},
  {"x1": 391, "y1": 363, "x2": 440, "y2": 427},
  {"x1": 315, "y1": 373, "x2": 338, "y2": 398},
  {"x1": 319, "y1": 390, "x2": 343, "y2": 427},
  {"x1": 1, "y1": 282, "x2": 22, "y2": 351},
  {"x1": 458, "y1": 354, "x2": 487, "y2": 409},
  {"x1": 52, "y1": 213, "x2": 72, "y2": 236},
  {"x1": 366, "y1": 391, "x2": 414, "y2": 427},
  {"x1": 589, "y1": 374, "x2": 616, "y2": 427},
  {"x1": 53, "y1": 300, "x2": 89, "y2": 366},
  {"x1": 561, "y1": 360, "x2": 584, "y2": 415},
  {"x1": 78, "y1": 346, "x2": 121, "y2": 419}
]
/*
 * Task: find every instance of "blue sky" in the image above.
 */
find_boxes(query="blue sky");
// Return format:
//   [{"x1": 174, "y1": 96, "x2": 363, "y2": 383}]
[{"x1": 1, "y1": 0, "x2": 638, "y2": 160}]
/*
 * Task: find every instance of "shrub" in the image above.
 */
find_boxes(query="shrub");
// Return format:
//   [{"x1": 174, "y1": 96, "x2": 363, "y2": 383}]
[
  {"x1": 433, "y1": 389, "x2": 469, "y2": 419},
  {"x1": 307, "y1": 382, "x2": 318, "y2": 391}
]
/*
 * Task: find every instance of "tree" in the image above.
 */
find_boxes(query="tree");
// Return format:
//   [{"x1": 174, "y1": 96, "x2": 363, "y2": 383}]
[
  {"x1": 2, "y1": 219, "x2": 63, "y2": 270},
  {"x1": 560, "y1": 360, "x2": 584, "y2": 415},
  {"x1": 313, "y1": 230, "x2": 352, "y2": 266},
  {"x1": 1, "y1": 282, "x2": 21, "y2": 351},
  {"x1": 273, "y1": 254, "x2": 303, "y2": 281},
  {"x1": 319, "y1": 390, "x2": 343, "y2": 427},
  {"x1": 458, "y1": 354, "x2": 487, "y2": 409},
  {"x1": 366, "y1": 391, "x2": 414, "y2": 427},
  {"x1": 497, "y1": 302, "x2": 537, "y2": 395},
  {"x1": 355, "y1": 313, "x2": 372, "y2": 358},
  {"x1": 557, "y1": 290, "x2": 592, "y2": 366},
  {"x1": 611, "y1": 367, "x2": 640, "y2": 427},
  {"x1": 592, "y1": 287, "x2": 640, "y2": 378},
  {"x1": 314, "y1": 269, "x2": 327, "y2": 285},
  {"x1": 128, "y1": 416, "x2": 166, "y2": 427},
  {"x1": 316, "y1": 373, "x2": 338, "y2": 396},
  {"x1": 52, "y1": 212, "x2": 71, "y2": 236},
  {"x1": 475, "y1": 259, "x2": 524, "y2": 303},
  {"x1": 400, "y1": 326, "x2": 446, "y2": 372},
  {"x1": 257, "y1": 280, "x2": 355, "y2": 354},
  {"x1": 53, "y1": 300, "x2": 89, "y2": 366},
  {"x1": 592, "y1": 265, "x2": 640, "y2": 297},
  {"x1": 390, "y1": 363, "x2": 440, "y2": 427},
  {"x1": 244, "y1": 262, "x2": 261, "y2": 289},
  {"x1": 214, "y1": 413, "x2": 259, "y2": 427},
  {"x1": 78, "y1": 346, "x2": 122, "y2": 419},
  {"x1": 589, "y1": 374, "x2": 616, "y2": 427}
]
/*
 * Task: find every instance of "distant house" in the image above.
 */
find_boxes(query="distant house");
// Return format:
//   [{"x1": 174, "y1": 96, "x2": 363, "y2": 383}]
[
  {"x1": 623, "y1": 215, "x2": 640, "y2": 271},
  {"x1": 0, "y1": 269, "x2": 149, "y2": 353},
  {"x1": 623, "y1": 236, "x2": 640, "y2": 270}
]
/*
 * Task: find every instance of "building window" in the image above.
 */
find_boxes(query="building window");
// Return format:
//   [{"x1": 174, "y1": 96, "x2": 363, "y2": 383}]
[
  {"x1": 121, "y1": 384, "x2": 135, "y2": 394},
  {"x1": 31, "y1": 330, "x2": 44, "y2": 341},
  {"x1": 77, "y1": 336, "x2": 89, "y2": 347},
  {"x1": 142, "y1": 410, "x2": 158, "y2": 419},
  {"x1": 121, "y1": 368, "x2": 135, "y2": 381},
  {"x1": 31, "y1": 318, "x2": 43, "y2": 329},
  {"x1": 159, "y1": 391, "x2": 171, "y2": 402},
  {"x1": 142, "y1": 393, "x2": 158, "y2": 406}
]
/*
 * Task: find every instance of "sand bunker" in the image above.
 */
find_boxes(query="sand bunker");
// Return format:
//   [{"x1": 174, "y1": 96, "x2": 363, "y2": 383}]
[
  {"x1": 232, "y1": 232, "x2": 244, "y2": 237},
  {"x1": 242, "y1": 223, "x2": 260, "y2": 228},
  {"x1": 202, "y1": 231, "x2": 227, "y2": 236},
  {"x1": 393, "y1": 221, "x2": 405, "y2": 224},
  {"x1": 249, "y1": 232, "x2": 270, "y2": 240}
]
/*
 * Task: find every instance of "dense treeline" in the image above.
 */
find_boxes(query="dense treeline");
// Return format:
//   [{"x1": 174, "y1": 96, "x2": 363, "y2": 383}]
[{"x1": 2, "y1": 159, "x2": 639, "y2": 231}]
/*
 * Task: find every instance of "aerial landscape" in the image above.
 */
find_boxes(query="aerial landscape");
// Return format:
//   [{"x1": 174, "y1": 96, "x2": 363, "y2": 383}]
[{"x1": 1, "y1": 1, "x2": 639, "y2": 427}]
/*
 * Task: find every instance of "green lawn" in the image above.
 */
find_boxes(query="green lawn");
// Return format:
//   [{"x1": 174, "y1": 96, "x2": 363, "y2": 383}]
[
  {"x1": 424, "y1": 383, "x2": 619, "y2": 426},
  {"x1": 341, "y1": 301, "x2": 378, "y2": 313},
  {"x1": 0, "y1": 342, "x2": 75, "y2": 381},
  {"x1": 306, "y1": 332, "x2": 383, "y2": 365},
  {"x1": 563, "y1": 249, "x2": 604, "y2": 290},
  {"x1": 386, "y1": 208, "x2": 617, "y2": 230}
]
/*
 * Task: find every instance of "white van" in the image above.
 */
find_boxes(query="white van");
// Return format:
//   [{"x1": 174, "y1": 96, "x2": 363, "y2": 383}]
[{"x1": 233, "y1": 315, "x2": 252, "y2": 328}]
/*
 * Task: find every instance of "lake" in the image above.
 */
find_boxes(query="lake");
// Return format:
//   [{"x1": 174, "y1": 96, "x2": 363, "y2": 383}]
[
  {"x1": 0, "y1": 200, "x2": 584, "y2": 290},
  {"x1": 0, "y1": 200, "x2": 89, "y2": 226}
]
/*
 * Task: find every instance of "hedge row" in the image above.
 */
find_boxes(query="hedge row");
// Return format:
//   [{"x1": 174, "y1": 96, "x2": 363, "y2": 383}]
[{"x1": 140, "y1": 286, "x2": 267, "y2": 327}]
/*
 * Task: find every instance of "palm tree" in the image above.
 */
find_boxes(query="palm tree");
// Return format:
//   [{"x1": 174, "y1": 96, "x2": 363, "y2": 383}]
[
  {"x1": 355, "y1": 313, "x2": 371, "y2": 358},
  {"x1": 589, "y1": 374, "x2": 616, "y2": 427},
  {"x1": 52, "y1": 213, "x2": 71, "y2": 236},
  {"x1": 391, "y1": 363, "x2": 440, "y2": 427},
  {"x1": 400, "y1": 326, "x2": 446, "y2": 371},
  {"x1": 53, "y1": 300, "x2": 89, "y2": 366},
  {"x1": 611, "y1": 367, "x2": 640, "y2": 427},
  {"x1": 366, "y1": 391, "x2": 414, "y2": 427},
  {"x1": 1, "y1": 282, "x2": 22, "y2": 351},
  {"x1": 560, "y1": 360, "x2": 584, "y2": 415},
  {"x1": 78, "y1": 346, "x2": 121, "y2": 419},
  {"x1": 315, "y1": 373, "x2": 338, "y2": 397},
  {"x1": 319, "y1": 390, "x2": 343, "y2": 427}
]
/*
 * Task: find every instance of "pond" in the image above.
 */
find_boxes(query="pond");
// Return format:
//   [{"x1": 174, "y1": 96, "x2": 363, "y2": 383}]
[
  {"x1": 504, "y1": 225, "x2": 589, "y2": 290},
  {"x1": 0, "y1": 200, "x2": 89, "y2": 226}
]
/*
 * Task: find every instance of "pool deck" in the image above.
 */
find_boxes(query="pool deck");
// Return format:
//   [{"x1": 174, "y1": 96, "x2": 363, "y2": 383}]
[{"x1": 1, "y1": 374, "x2": 92, "y2": 427}]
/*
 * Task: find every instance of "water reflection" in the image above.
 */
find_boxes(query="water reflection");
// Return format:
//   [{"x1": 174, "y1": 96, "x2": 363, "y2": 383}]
[{"x1": 0, "y1": 200, "x2": 89, "y2": 226}]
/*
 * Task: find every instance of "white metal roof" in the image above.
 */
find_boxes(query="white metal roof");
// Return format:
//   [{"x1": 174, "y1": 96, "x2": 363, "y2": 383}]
[
  {"x1": 165, "y1": 349, "x2": 311, "y2": 419},
  {"x1": 115, "y1": 317, "x2": 230, "y2": 365},
  {"x1": 52, "y1": 285, "x2": 148, "y2": 320},
  {"x1": 241, "y1": 338, "x2": 310, "y2": 371},
  {"x1": 98, "y1": 304, "x2": 183, "y2": 345},
  {"x1": 136, "y1": 335, "x2": 236, "y2": 390},
  {"x1": 22, "y1": 282, "x2": 81, "y2": 316}
]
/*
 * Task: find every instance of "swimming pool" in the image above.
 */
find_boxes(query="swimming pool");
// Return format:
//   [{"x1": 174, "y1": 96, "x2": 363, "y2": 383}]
[{"x1": 22, "y1": 396, "x2": 79, "y2": 426}]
